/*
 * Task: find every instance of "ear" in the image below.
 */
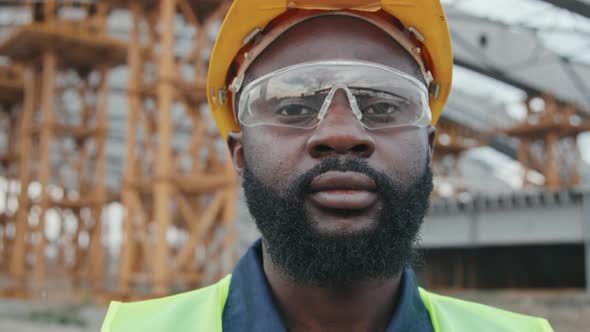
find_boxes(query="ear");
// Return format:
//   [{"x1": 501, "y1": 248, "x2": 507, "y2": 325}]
[
  {"x1": 427, "y1": 125, "x2": 436, "y2": 168},
  {"x1": 227, "y1": 131, "x2": 245, "y2": 177}
]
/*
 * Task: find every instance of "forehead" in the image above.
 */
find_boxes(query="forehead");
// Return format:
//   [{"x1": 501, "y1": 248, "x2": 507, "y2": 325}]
[{"x1": 246, "y1": 15, "x2": 424, "y2": 84}]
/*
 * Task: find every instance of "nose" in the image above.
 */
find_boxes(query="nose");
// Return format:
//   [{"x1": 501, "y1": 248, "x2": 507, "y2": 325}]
[{"x1": 307, "y1": 90, "x2": 376, "y2": 159}]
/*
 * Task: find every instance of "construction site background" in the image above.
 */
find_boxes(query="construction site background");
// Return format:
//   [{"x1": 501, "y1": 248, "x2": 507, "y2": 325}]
[{"x1": 0, "y1": 1, "x2": 589, "y2": 331}]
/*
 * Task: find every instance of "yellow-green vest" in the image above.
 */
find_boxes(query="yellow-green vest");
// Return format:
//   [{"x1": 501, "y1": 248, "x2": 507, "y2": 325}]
[{"x1": 101, "y1": 275, "x2": 553, "y2": 332}]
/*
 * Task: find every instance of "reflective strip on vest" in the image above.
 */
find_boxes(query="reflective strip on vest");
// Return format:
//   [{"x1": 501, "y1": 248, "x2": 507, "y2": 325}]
[{"x1": 101, "y1": 274, "x2": 553, "y2": 332}]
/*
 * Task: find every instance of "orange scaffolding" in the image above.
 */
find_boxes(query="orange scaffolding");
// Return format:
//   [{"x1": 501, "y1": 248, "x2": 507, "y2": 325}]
[
  {"x1": 0, "y1": 1, "x2": 126, "y2": 297},
  {"x1": 107, "y1": 0, "x2": 238, "y2": 298},
  {"x1": 0, "y1": 64, "x2": 24, "y2": 296},
  {"x1": 503, "y1": 95, "x2": 590, "y2": 191}
]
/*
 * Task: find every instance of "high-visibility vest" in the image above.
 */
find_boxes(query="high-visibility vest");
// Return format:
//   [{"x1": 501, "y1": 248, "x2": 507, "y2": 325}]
[{"x1": 101, "y1": 275, "x2": 553, "y2": 332}]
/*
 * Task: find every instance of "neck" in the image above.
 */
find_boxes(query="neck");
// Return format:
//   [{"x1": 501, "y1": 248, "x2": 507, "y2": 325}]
[{"x1": 262, "y1": 246, "x2": 403, "y2": 332}]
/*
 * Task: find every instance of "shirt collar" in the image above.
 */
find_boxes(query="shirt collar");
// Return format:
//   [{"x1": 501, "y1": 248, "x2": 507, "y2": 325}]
[{"x1": 222, "y1": 239, "x2": 434, "y2": 332}]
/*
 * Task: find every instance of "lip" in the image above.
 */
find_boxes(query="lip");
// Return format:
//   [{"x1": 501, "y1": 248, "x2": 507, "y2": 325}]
[
  {"x1": 309, "y1": 171, "x2": 377, "y2": 192},
  {"x1": 307, "y1": 171, "x2": 377, "y2": 210}
]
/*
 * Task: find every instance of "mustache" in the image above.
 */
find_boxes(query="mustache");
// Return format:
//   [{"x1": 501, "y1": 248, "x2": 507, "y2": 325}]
[{"x1": 287, "y1": 158, "x2": 403, "y2": 198}]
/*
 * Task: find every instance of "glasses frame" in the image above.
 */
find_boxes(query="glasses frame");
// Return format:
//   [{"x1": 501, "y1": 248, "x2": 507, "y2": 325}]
[{"x1": 235, "y1": 59, "x2": 432, "y2": 130}]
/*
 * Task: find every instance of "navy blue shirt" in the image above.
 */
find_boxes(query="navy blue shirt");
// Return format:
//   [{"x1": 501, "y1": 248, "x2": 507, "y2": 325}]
[{"x1": 222, "y1": 240, "x2": 435, "y2": 331}]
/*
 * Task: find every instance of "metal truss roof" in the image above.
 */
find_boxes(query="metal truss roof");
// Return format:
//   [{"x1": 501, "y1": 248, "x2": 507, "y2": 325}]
[{"x1": 444, "y1": 0, "x2": 590, "y2": 114}]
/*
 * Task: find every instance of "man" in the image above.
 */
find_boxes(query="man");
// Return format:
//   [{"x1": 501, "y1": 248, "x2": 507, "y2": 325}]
[{"x1": 102, "y1": 1, "x2": 553, "y2": 331}]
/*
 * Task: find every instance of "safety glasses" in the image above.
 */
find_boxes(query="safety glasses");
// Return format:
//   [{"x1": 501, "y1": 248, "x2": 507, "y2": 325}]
[{"x1": 235, "y1": 60, "x2": 432, "y2": 130}]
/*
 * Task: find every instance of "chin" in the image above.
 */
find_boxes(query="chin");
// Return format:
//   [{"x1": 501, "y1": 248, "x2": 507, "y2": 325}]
[{"x1": 308, "y1": 212, "x2": 380, "y2": 235}]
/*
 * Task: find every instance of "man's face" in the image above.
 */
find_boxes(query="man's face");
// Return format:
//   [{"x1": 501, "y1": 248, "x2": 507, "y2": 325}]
[{"x1": 229, "y1": 16, "x2": 435, "y2": 286}]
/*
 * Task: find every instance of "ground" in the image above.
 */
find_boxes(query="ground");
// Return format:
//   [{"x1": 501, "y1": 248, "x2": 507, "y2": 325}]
[{"x1": 0, "y1": 290, "x2": 588, "y2": 331}]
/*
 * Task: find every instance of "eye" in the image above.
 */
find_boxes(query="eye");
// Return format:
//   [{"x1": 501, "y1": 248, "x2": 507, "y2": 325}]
[
  {"x1": 273, "y1": 103, "x2": 319, "y2": 126},
  {"x1": 363, "y1": 102, "x2": 401, "y2": 115},
  {"x1": 361, "y1": 100, "x2": 412, "y2": 126},
  {"x1": 276, "y1": 105, "x2": 316, "y2": 116}
]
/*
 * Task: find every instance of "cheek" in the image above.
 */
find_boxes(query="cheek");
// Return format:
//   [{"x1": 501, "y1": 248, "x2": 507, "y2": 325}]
[
  {"x1": 242, "y1": 128, "x2": 309, "y2": 190},
  {"x1": 373, "y1": 129, "x2": 430, "y2": 181}
]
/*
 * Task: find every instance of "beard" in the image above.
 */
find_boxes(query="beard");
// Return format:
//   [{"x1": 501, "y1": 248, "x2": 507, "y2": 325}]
[{"x1": 242, "y1": 157, "x2": 433, "y2": 287}]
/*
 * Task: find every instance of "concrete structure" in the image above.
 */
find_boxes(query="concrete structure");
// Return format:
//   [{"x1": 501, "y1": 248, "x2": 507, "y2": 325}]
[{"x1": 422, "y1": 189, "x2": 590, "y2": 290}]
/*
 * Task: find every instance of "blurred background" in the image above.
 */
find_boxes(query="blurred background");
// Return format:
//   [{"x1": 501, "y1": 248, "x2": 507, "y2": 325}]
[{"x1": 0, "y1": 0, "x2": 588, "y2": 331}]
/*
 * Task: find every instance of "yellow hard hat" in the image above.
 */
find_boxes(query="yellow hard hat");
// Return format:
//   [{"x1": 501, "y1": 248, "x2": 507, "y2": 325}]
[{"x1": 207, "y1": 0, "x2": 453, "y2": 140}]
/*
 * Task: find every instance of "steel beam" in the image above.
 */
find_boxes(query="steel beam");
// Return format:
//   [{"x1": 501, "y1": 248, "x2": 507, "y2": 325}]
[
  {"x1": 454, "y1": 59, "x2": 542, "y2": 95},
  {"x1": 423, "y1": 190, "x2": 588, "y2": 248},
  {"x1": 539, "y1": 0, "x2": 590, "y2": 20}
]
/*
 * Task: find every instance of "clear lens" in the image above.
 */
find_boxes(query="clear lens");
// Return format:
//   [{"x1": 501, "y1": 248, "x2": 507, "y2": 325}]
[{"x1": 237, "y1": 60, "x2": 431, "y2": 130}]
